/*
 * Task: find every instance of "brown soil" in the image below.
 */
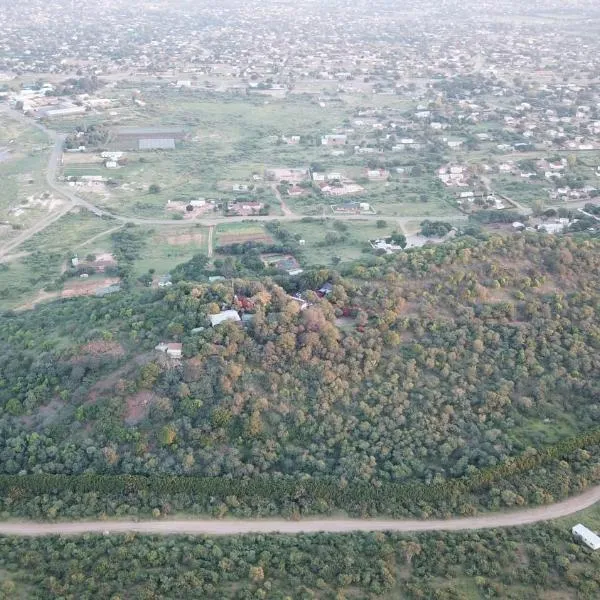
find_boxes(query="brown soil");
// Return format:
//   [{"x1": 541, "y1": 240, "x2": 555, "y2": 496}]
[
  {"x1": 125, "y1": 390, "x2": 156, "y2": 423},
  {"x1": 79, "y1": 341, "x2": 125, "y2": 357},
  {"x1": 219, "y1": 232, "x2": 273, "y2": 246},
  {"x1": 163, "y1": 232, "x2": 204, "y2": 246},
  {"x1": 61, "y1": 277, "x2": 120, "y2": 298}
]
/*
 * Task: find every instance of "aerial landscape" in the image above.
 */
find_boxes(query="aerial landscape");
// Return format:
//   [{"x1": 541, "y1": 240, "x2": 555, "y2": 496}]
[{"x1": 1, "y1": 0, "x2": 600, "y2": 597}]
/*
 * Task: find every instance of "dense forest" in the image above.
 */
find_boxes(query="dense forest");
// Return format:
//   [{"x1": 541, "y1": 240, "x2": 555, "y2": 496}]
[
  {"x1": 0, "y1": 233, "x2": 599, "y2": 518},
  {"x1": 0, "y1": 524, "x2": 599, "y2": 599}
]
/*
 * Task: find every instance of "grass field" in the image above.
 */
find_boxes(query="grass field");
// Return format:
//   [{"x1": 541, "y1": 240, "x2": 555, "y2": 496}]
[
  {"x1": 40, "y1": 88, "x2": 474, "y2": 222},
  {"x1": 282, "y1": 218, "x2": 403, "y2": 265},
  {"x1": 0, "y1": 254, "x2": 63, "y2": 310},
  {"x1": 0, "y1": 211, "x2": 120, "y2": 310},
  {"x1": 0, "y1": 114, "x2": 54, "y2": 231},
  {"x1": 132, "y1": 225, "x2": 209, "y2": 277},
  {"x1": 215, "y1": 222, "x2": 274, "y2": 247},
  {"x1": 20, "y1": 210, "x2": 118, "y2": 255},
  {"x1": 491, "y1": 175, "x2": 550, "y2": 206}
]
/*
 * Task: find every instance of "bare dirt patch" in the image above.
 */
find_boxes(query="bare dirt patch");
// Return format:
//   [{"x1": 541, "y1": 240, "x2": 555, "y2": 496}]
[
  {"x1": 219, "y1": 232, "x2": 273, "y2": 246},
  {"x1": 86, "y1": 353, "x2": 154, "y2": 404},
  {"x1": 61, "y1": 277, "x2": 120, "y2": 298},
  {"x1": 161, "y1": 232, "x2": 204, "y2": 246},
  {"x1": 62, "y1": 153, "x2": 103, "y2": 165},
  {"x1": 14, "y1": 289, "x2": 60, "y2": 312},
  {"x1": 125, "y1": 391, "x2": 156, "y2": 423},
  {"x1": 80, "y1": 340, "x2": 125, "y2": 358}
]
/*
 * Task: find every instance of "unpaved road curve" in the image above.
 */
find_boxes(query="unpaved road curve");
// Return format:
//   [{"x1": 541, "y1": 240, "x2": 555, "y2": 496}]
[{"x1": 1, "y1": 484, "x2": 600, "y2": 537}]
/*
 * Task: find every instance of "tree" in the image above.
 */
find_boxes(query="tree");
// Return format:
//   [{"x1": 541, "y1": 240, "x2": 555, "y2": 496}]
[
  {"x1": 149, "y1": 184, "x2": 161, "y2": 194},
  {"x1": 390, "y1": 232, "x2": 407, "y2": 248},
  {"x1": 159, "y1": 425, "x2": 177, "y2": 446},
  {"x1": 376, "y1": 220, "x2": 388, "y2": 229}
]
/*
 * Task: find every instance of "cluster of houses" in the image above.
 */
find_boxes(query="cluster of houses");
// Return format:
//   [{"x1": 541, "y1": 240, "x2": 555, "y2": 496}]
[
  {"x1": 153, "y1": 281, "x2": 337, "y2": 360},
  {"x1": 438, "y1": 165, "x2": 470, "y2": 188}
]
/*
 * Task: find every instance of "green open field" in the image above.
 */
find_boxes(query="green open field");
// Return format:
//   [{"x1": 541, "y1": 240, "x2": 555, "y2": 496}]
[
  {"x1": 0, "y1": 213, "x2": 210, "y2": 309},
  {"x1": 282, "y1": 218, "x2": 405, "y2": 265},
  {"x1": 48, "y1": 88, "x2": 467, "y2": 221},
  {"x1": 0, "y1": 114, "x2": 54, "y2": 233},
  {"x1": 0, "y1": 210, "x2": 119, "y2": 309},
  {"x1": 20, "y1": 210, "x2": 118, "y2": 255},
  {"x1": 132, "y1": 224, "x2": 209, "y2": 277},
  {"x1": 0, "y1": 256, "x2": 60, "y2": 310},
  {"x1": 214, "y1": 222, "x2": 274, "y2": 247}
]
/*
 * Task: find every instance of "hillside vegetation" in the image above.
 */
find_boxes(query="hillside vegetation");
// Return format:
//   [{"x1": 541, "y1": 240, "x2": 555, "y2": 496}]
[
  {"x1": 0, "y1": 233, "x2": 599, "y2": 518},
  {"x1": 1, "y1": 525, "x2": 600, "y2": 599}
]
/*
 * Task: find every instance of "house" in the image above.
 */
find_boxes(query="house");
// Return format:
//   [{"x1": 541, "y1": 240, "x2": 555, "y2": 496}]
[
  {"x1": 265, "y1": 168, "x2": 309, "y2": 183},
  {"x1": 287, "y1": 186, "x2": 305, "y2": 197},
  {"x1": 317, "y1": 282, "x2": 334, "y2": 296},
  {"x1": 332, "y1": 200, "x2": 372, "y2": 214},
  {"x1": 84, "y1": 253, "x2": 117, "y2": 273},
  {"x1": 209, "y1": 310, "x2": 242, "y2": 327},
  {"x1": 158, "y1": 274, "x2": 172, "y2": 287},
  {"x1": 538, "y1": 222, "x2": 566, "y2": 234},
  {"x1": 265, "y1": 255, "x2": 303, "y2": 276},
  {"x1": 228, "y1": 201, "x2": 264, "y2": 216},
  {"x1": 155, "y1": 342, "x2": 183, "y2": 358},
  {"x1": 321, "y1": 134, "x2": 347, "y2": 146},
  {"x1": 321, "y1": 183, "x2": 364, "y2": 196},
  {"x1": 312, "y1": 172, "x2": 326, "y2": 182},
  {"x1": 288, "y1": 295, "x2": 309, "y2": 310},
  {"x1": 572, "y1": 524, "x2": 600, "y2": 550},
  {"x1": 367, "y1": 169, "x2": 389, "y2": 180},
  {"x1": 370, "y1": 238, "x2": 405, "y2": 253}
]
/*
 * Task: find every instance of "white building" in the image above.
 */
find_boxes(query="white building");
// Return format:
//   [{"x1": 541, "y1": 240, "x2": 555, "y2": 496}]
[
  {"x1": 572, "y1": 524, "x2": 600, "y2": 550},
  {"x1": 155, "y1": 342, "x2": 183, "y2": 358},
  {"x1": 209, "y1": 310, "x2": 241, "y2": 327}
]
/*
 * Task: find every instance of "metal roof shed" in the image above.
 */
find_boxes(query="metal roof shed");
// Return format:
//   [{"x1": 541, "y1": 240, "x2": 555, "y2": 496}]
[{"x1": 572, "y1": 524, "x2": 600, "y2": 550}]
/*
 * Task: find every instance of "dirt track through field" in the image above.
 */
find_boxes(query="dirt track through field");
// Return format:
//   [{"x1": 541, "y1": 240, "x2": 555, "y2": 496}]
[{"x1": 1, "y1": 484, "x2": 599, "y2": 537}]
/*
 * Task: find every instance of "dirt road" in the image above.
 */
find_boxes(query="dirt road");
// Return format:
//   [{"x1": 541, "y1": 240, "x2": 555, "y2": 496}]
[
  {"x1": 271, "y1": 183, "x2": 295, "y2": 217},
  {"x1": 207, "y1": 225, "x2": 215, "y2": 257},
  {"x1": 0, "y1": 484, "x2": 598, "y2": 537}
]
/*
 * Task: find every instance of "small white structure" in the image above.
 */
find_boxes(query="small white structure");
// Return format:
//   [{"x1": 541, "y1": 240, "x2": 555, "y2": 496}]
[
  {"x1": 538, "y1": 222, "x2": 566, "y2": 234},
  {"x1": 209, "y1": 310, "x2": 241, "y2": 327},
  {"x1": 572, "y1": 524, "x2": 600, "y2": 550},
  {"x1": 155, "y1": 342, "x2": 183, "y2": 358}
]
